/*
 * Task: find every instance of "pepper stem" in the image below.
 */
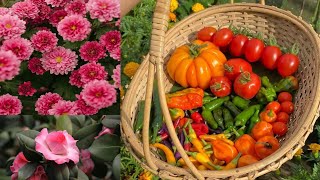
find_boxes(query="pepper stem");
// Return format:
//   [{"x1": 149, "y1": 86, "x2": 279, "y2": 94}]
[
  {"x1": 208, "y1": 162, "x2": 223, "y2": 170},
  {"x1": 239, "y1": 71, "x2": 251, "y2": 84},
  {"x1": 188, "y1": 44, "x2": 207, "y2": 58},
  {"x1": 183, "y1": 129, "x2": 190, "y2": 144}
]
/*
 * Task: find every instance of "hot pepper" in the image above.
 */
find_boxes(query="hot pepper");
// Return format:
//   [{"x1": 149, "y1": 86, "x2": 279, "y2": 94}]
[
  {"x1": 133, "y1": 100, "x2": 145, "y2": 133},
  {"x1": 177, "y1": 117, "x2": 189, "y2": 128},
  {"x1": 235, "y1": 104, "x2": 261, "y2": 127},
  {"x1": 201, "y1": 109, "x2": 218, "y2": 129},
  {"x1": 247, "y1": 109, "x2": 260, "y2": 134},
  {"x1": 259, "y1": 109, "x2": 277, "y2": 123},
  {"x1": 152, "y1": 143, "x2": 176, "y2": 165},
  {"x1": 223, "y1": 101, "x2": 241, "y2": 116},
  {"x1": 191, "y1": 123, "x2": 209, "y2": 137},
  {"x1": 200, "y1": 134, "x2": 235, "y2": 146},
  {"x1": 186, "y1": 152, "x2": 217, "y2": 170},
  {"x1": 274, "y1": 76, "x2": 298, "y2": 93},
  {"x1": 166, "y1": 88, "x2": 204, "y2": 110},
  {"x1": 212, "y1": 139, "x2": 238, "y2": 164},
  {"x1": 197, "y1": 165, "x2": 207, "y2": 170},
  {"x1": 177, "y1": 157, "x2": 200, "y2": 167},
  {"x1": 187, "y1": 123, "x2": 207, "y2": 156},
  {"x1": 203, "y1": 96, "x2": 230, "y2": 111},
  {"x1": 190, "y1": 110, "x2": 203, "y2": 123},
  {"x1": 223, "y1": 153, "x2": 242, "y2": 170},
  {"x1": 213, "y1": 108, "x2": 225, "y2": 129},
  {"x1": 222, "y1": 108, "x2": 234, "y2": 129},
  {"x1": 203, "y1": 96, "x2": 217, "y2": 104},
  {"x1": 169, "y1": 108, "x2": 185, "y2": 121},
  {"x1": 256, "y1": 76, "x2": 277, "y2": 103},
  {"x1": 232, "y1": 96, "x2": 250, "y2": 110},
  {"x1": 155, "y1": 133, "x2": 169, "y2": 143},
  {"x1": 151, "y1": 81, "x2": 163, "y2": 143},
  {"x1": 183, "y1": 129, "x2": 191, "y2": 151}
]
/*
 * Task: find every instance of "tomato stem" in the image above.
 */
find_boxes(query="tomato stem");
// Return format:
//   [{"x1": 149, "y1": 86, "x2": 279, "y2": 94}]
[{"x1": 224, "y1": 64, "x2": 233, "y2": 72}]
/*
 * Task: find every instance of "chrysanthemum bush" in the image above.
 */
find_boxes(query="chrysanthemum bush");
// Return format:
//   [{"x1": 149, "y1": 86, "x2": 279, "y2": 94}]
[{"x1": 0, "y1": 0, "x2": 121, "y2": 115}]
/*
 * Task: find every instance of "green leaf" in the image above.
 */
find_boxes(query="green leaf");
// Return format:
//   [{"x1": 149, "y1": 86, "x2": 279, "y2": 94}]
[
  {"x1": 52, "y1": 76, "x2": 78, "y2": 101},
  {"x1": 47, "y1": 163, "x2": 70, "y2": 180},
  {"x1": 89, "y1": 134, "x2": 121, "y2": 163},
  {"x1": 112, "y1": 154, "x2": 120, "y2": 180},
  {"x1": 101, "y1": 115, "x2": 120, "y2": 128},
  {"x1": 0, "y1": 131, "x2": 10, "y2": 148},
  {"x1": 56, "y1": 115, "x2": 73, "y2": 135},
  {"x1": 18, "y1": 163, "x2": 37, "y2": 180},
  {"x1": 68, "y1": 164, "x2": 78, "y2": 179},
  {"x1": 73, "y1": 123, "x2": 101, "y2": 149},
  {"x1": 17, "y1": 133, "x2": 36, "y2": 149},
  {"x1": 78, "y1": 169, "x2": 89, "y2": 180},
  {"x1": 63, "y1": 41, "x2": 86, "y2": 50}
]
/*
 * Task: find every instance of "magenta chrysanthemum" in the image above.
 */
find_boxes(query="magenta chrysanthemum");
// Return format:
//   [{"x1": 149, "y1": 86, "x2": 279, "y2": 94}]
[
  {"x1": 11, "y1": 0, "x2": 39, "y2": 19},
  {"x1": 41, "y1": 47, "x2": 78, "y2": 75},
  {"x1": 75, "y1": 94, "x2": 98, "y2": 115},
  {"x1": 80, "y1": 80, "x2": 117, "y2": 109},
  {"x1": 0, "y1": 14, "x2": 26, "y2": 39},
  {"x1": 57, "y1": 15, "x2": 91, "y2": 42},
  {"x1": 109, "y1": 47, "x2": 120, "y2": 61},
  {"x1": 78, "y1": 62, "x2": 107, "y2": 84},
  {"x1": 112, "y1": 64, "x2": 120, "y2": 88},
  {"x1": 0, "y1": 94, "x2": 22, "y2": 115},
  {"x1": 1, "y1": 37, "x2": 33, "y2": 61},
  {"x1": 45, "y1": 0, "x2": 69, "y2": 7},
  {"x1": 31, "y1": 30, "x2": 58, "y2": 53},
  {"x1": 69, "y1": 69, "x2": 84, "y2": 88},
  {"x1": 49, "y1": 9, "x2": 68, "y2": 27},
  {"x1": 0, "y1": 8, "x2": 12, "y2": 16},
  {"x1": 100, "y1": 30, "x2": 121, "y2": 52},
  {"x1": 35, "y1": 92, "x2": 63, "y2": 115},
  {"x1": 0, "y1": 50, "x2": 21, "y2": 82},
  {"x1": 18, "y1": 81, "x2": 37, "y2": 96},
  {"x1": 48, "y1": 100, "x2": 79, "y2": 115},
  {"x1": 28, "y1": 57, "x2": 46, "y2": 75},
  {"x1": 30, "y1": 0, "x2": 46, "y2": 4},
  {"x1": 65, "y1": 0, "x2": 87, "y2": 15},
  {"x1": 32, "y1": 3, "x2": 51, "y2": 24},
  {"x1": 79, "y1": 41, "x2": 106, "y2": 62},
  {"x1": 86, "y1": 0, "x2": 120, "y2": 22}
]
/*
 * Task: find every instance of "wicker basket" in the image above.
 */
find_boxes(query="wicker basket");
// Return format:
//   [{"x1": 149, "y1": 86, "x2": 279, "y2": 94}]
[{"x1": 121, "y1": 0, "x2": 320, "y2": 179}]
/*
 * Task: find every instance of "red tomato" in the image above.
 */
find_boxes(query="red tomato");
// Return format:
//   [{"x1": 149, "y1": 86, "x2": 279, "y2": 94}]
[
  {"x1": 261, "y1": 46, "x2": 282, "y2": 70},
  {"x1": 224, "y1": 58, "x2": 252, "y2": 81},
  {"x1": 243, "y1": 38, "x2": 265, "y2": 62},
  {"x1": 211, "y1": 28, "x2": 233, "y2": 47},
  {"x1": 278, "y1": 92, "x2": 293, "y2": 103},
  {"x1": 276, "y1": 112, "x2": 289, "y2": 124},
  {"x1": 197, "y1": 27, "x2": 217, "y2": 41},
  {"x1": 272, "y1": 122, "x2": 288, "y2": 136},
  {"x1": 280, "y1": 101, "x2": 294, "y2": 114},
  {"x1": 209, "y1": 76, "x2": 232, "y2": 97},
  {"x1": 266, "y1": 101, "x2": 281, "y2": 113},
  {"x1": 277, "y1": 54, "x2": 300, "y2": 77},
  {"x1": 234, "y1": 71, "x2": 261, "y2": 99},
  {"x1": 229, "y1": 34, "x2": 248, "y2": 57}
]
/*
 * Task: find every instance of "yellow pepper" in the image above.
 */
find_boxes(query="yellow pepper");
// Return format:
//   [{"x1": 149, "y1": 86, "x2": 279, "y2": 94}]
[
  {"x1": 152, "y1": 143, "x2": 176, "y2": 165},
  {"x1": 177, "y1": 157, "x2": 200, "y2": 167},
  {"x1": 169, "y1": 108, "x2": 185, "y2": 121}
]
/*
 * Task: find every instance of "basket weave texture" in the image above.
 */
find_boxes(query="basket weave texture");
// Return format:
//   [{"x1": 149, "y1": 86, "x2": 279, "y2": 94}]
[{"x1": 121, "y1": 1, "x2": 320, "y2": 179}]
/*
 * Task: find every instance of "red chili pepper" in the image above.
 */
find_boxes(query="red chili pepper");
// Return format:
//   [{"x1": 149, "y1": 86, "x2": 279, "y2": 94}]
[
  {"x1": 177, "y1": 118, "x2": 189, "y2": 128},
  {"x1": 191, "y1": 123, "x2": 209, "y2": 137},
  {"x1": 190, "y1": 111, "x2": 203, "y2": 123},
  {"x1": 155, "y1": 133, "x2": 169, "y2": 143},
  {"x1": 173, "y1": 117, "x2": 182, "y2": 129}
]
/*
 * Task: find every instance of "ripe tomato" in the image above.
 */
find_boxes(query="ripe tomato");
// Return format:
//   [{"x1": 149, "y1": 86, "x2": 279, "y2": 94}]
[
  {"x1": 243, "y1": 38, "x2": 265, "y2": 62},
  {"x1": 224, "y1": 58, "x2": 252, "y2": 81},
  {"x1": 277, "y1": 54, "x2": 300, "y2": 77},
  {"x1": 229, "y1": 34, "x2": 248, "y2": 57},
  {"x1": 278, "y1": 92, "x2": 293, "y2": 103},
  {"x1": 209, "y1": 76, "x2": 232, "y2": 97},
  {"x1": 266, "y1": 101, "x2": 281, "y2": 113},
  {"x1": 255, "y1": 136, "x2": 280, "y2": 159},
  {"x1": 276, "y1": 112, "x2": 290, "y2": 124},
  {"x1": 261, "y1": 46, "x2": 282, "y2": 70},
  {"x1": 272, "y1": 122, "x2": 288, "y2": 136},
  {"x1": 280, "y1": 101, "x2": 294, "y2": 114},
  {"x1": 251, "y1": 121, "x2": 274, "y2": 141},
  {"x1": 234, "y1": 71, "x2": 261, "y2": 100},
  {"x1": 211, "y1": 28, "x2": 233, "y2": 47},
  {"x1": 197, "y1": 27, "x2": 217, "y2": 41}
]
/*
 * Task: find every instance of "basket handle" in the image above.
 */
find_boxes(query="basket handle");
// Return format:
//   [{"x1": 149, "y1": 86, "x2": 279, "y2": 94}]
[{"x1": 230, "y1": 0, "x2": 265, "y2": 5}]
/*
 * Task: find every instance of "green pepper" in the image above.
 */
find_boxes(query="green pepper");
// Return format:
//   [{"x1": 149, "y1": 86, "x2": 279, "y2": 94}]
[
  {"x1": 213, "y1": 108, "x2": 224, "y2": 129},
  {"x1": 222, "y1": 108, "x2": 233, "y2": 129},
  {"x1": 204, "y1": 96, "x2": 230, "y2": 112},
  {"x1": 247, "y1": 109, "x2": 260, "y2": 134},
  {"x1": 134, "y1": 100, "x2": 145, "y2": 133},
  {"x1": 256, "y1": 76, "x2": 277, "y2": 103},
  {"x1": 223, "y1": 101, "x2": 241, "y2": 116},
  {"x1": 235, "y1": 105, "x2": 260, "y2": 127},
  {"x1": 232, "y1": 96, "x2": 250, "y2": 110},
  {"x1": 203, "y1": 96, "x2": 217, "y2": 104},
  {"x1": 232, "y1": 126, "x2": 246, "y2": 138},
  {"x1": 274, "y1": 76, "x2": 299, "y2": 93},
  {"x1": 151, "y1": 80, "x2": 163, "y2": 143},
  {"x1": 169, "y1": 108, "x2": 185, "y2": 120},
  {"x1": 202, "y1": 109, "x2": 218, "y2": 129}
]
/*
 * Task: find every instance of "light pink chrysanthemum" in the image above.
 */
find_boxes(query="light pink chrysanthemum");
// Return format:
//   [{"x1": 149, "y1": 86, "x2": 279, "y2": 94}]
[
  {"x1": 0, "y1": 50, "x2": 21, "y2": 81},
  {"x1": 75, "y1": 94, "x2": 98, "y2": 115},
  {"x1": 41, "y1": 47, "x2": 78, "y2": 75},
  {"x1": 48, "y1": 100, "x2": 79, "y2": 115},
  {"x1": 45, "y1": 0, "x2": 69, "y2": 7},
  {"x1": 69, "y1": 69, "x2": 84, "y2": 88},
  {"x1": 28, "y1": 57, "x2": 46, "y2": 75},
  {"x1": 109, "y1": 47, "x2": 120, "y2": 61},
  {"x1": 80, "y1": 80, "x2": 117, "y2": 109},
  {"x1": 79, "y1": 41, "x2": 106, "y2": 62},
  {"x1": 11, "y1": 0, "x2": 39, "y2": 19},
  {"x1": 0, "y1": 14, "x2": 26, "y2": 39},
  {"x1": 86, "y1": 0, "x2": 120, "y2": 22},
  {"x1": 115, "y1": 19, "x2": 120, "y2": 26},
  {"x1": 0, "y1": 94, "x2": 22, "y2": 115},
  {"x1": 112, "y1": 64, "x2": 120, "y2": 88},
  {"x1": 1, "y1": 37, "x2": 33, "y2": 61},
  {"x1": 49, "y1": 9, "x2": 68, "y2": 27},
  {"x1": 31, "y1": 30, "x2": 58, "y2": 53},
  {"x1": 100, "y1": 30, "x2": 121, "y2": 52},
  {"x1": 78, "y1": 62, "x2": 107, "y2": 84},
  {"x1": 32, "y1": 3, "x2": 51, "y2": 24},
  {"x1": 65, "y1": 0, "x2": 87, "y2": 15},
  {"x1": 57, "y1": 15, "x2": 91, "y2": 42},
  {"x1": 35, "y1": 92, "x2": 63, "y2": 115},
  {"x1": 0, "y1": 8, "x2": 12, "y2": 16},
  {"x1": 18, "y1": 81, "x2": 37, "y2": 96}
]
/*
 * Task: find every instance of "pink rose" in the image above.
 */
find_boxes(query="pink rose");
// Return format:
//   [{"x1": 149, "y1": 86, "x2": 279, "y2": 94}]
[
  {"x1": 35, "y1": 128, "x2": 80, "y2": 164},
  {"x1": 79, "y1": 150, "x2": 94, "y2": 175},
  {"x1": 95, "y1": 127, "x2": 114, "y2": 139},
  {"x1": 29, "y1": 165, "x2": 48, "y2": 180},
  {"x1": 10, "y1": 152, "x2": 28, "y2": 180}
]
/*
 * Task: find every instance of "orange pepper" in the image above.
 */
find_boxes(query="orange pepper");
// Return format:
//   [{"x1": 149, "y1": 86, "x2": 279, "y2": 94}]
[
  {"x1": 255, "y1": 136, "x2": 280, "y2": 159},
  {"x1": 251, "y1": 121, "x2": 274, "y2": 141},
  {"x1": 260, "y1": 109, "x2": 277, "y2": 123},
  {"x1": 212, "y1": 139, "x2": 238, "y2": 164},
  {"x1": 235, "y1": 134, "x2": 258, "y2": 157},
  {"x1": 166, "y1": 88, "x2": 204, "y2": 110},
  {"x1": 238, "y1": 154, "x2": 259, "y2": 167}
]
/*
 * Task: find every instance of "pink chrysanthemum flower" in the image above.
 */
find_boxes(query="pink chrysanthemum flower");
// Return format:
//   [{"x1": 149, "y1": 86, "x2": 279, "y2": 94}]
[
  {"x1": 48, "y1": 100, "x2": 79, "y2": 115},
  {"x1": 49, "y1": 9, "x2": 68, "y2": 27},
  {"x1": 100, "y1": 30, "x2": 121, "y2": 52},
  {"x1": 41, "y1": 46, "x2": 78, "y2": 75},
  {"x1": 45, "y1": 0, "x2": 69, "y2": 7},
  {"x1": 28, "y1": 57, "x2": 46, "y2": 75},
  {"x1": 78, "y1": 62, "x2": 107, "y2": 84},
  {"x1": 0, "y1": 8, "x2": 12, "y2": 16},
  {"x1": 79, "y1": 41, "x2": 106, "y2": 62},
  {"x1": 30, "y1": 0, "x2": 46, "y2": 4},
  {"x1": 18, "y1": 81, "x2": 37, "y2": 96},
  {"x1": 109, "y1": 47, "x2": 120, "y2": 61},
  {"x1": 69, "y1": 69, "x2": 84, "y2": 88},
  {"x1": 75, "y1": 94, "x2": 98, "y2": 115},
  {"x1": 1, "y1": 37, "x2": 33, "y2": 61},
  {"x1": 11, "y1": 0, "x2": 39, "y2": 20},
  {"x1": 0, "y1": 94, "x2": 22, "y2": 115},
  {"x1": 32, "y1": 3, "x2": 51, "y2": 24},
  {"x1": 57, "y1": 15, "x2": 91, "y2": 42},
  {"x1": 112, "y1": 64, "x2": 120, "y2": 88},
  {"x1": 0, "y1": 50, "x2": 21, "y2": 82},
  {"x1": 31, "y1": 30, "x2": 58, "y2": 53},
  {"x1": 0, "y1": 14, "x2": 26, "y2": 39},
  {"x1": 35, "y1": 92, "x2": 63, "y2": 115},
  {"x1": 115, "y1": 19, "x2": 120, "y2": 27},
  {"x1": 80, "y1": 80, "x2": 117, "y2": 109},
  {"x1": 86, "y1": 0, "x2": 120, "y2": 22},
  {"x1": 65, "y1": 0, "x2": 87, "y2": 15}
]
